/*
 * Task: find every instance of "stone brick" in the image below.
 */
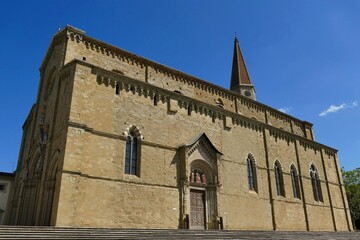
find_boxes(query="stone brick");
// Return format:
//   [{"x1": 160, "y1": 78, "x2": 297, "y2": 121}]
[{"x1": 6, "y1": 25, "x2": 352, "y2": 232}]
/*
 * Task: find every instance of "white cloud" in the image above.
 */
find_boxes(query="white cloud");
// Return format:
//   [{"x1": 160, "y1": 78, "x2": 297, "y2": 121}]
[
  {"x1": 278, "y1": 107, "x2": 292, "y2": 114},
  {"x1": 319, "y1": 101, "x2": 358, "y2": 117}
]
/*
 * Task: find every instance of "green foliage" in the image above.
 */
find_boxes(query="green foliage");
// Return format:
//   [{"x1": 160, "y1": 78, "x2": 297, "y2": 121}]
[{"x1": 342, "y1": 167, "x2": 360, "y2": 228}]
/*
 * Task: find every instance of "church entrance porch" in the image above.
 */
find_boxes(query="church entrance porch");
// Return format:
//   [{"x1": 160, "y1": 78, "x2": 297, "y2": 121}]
[
  {"x1": 190, "y1": 190, "x2": 206, "y2": 229},
  {"x1": 179, "y1": 133, "x2": 223, "y2": 230}
]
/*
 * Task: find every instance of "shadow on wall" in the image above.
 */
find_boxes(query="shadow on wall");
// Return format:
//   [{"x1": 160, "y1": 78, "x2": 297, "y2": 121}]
[{"x1": 355, "y1": 219, "x2": 360, "y2": 231}]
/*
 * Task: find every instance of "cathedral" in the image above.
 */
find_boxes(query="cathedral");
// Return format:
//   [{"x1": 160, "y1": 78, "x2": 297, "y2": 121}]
[{"x1": 5, "y1": 26, "x2": 352, "y2": 231}]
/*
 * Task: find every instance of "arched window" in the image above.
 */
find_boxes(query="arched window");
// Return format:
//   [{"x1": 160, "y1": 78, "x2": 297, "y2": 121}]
[
  {"x1": 310, "y1": 164, "x2": 323, "y2": 202},
  {"x1": 247, "y1": 154, "x2": 257, "y2": 192},
  {"x1": 274, "y1": 160, "x2": 285, "y2": 197},
  {"x1": 125, "y1": 128, "x2": 140, "y2": 176},
  {"x1": 290, "y1": 164, "x2": 301, "y2": 199}
]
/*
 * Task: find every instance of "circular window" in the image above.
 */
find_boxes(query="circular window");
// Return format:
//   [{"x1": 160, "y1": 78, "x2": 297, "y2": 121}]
[{"x1": 244, "y1": 90, "x2": 252, "y2": 97}]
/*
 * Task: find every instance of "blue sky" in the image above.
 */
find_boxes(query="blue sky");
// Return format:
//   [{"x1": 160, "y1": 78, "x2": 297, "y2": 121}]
[{"x1": 1, "y1": 0, "x2": 359, "y2": 172}]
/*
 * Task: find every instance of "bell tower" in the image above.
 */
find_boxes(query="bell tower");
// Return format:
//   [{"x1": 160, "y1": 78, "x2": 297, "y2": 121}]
[{"x1": 230, "y1": 37, "x2": 256, "y2": 100}]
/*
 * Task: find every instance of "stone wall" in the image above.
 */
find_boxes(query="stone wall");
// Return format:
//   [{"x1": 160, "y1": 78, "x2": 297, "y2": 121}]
[
  {"x1": 55, "y1": 57, "x2": 351, "y2": 230},
  {"x1": 63, "y1": 27, "x2": 313, "y2": 140},
  {"x1": 7, "y1": 26, "x2": 352, "y2": 231}
]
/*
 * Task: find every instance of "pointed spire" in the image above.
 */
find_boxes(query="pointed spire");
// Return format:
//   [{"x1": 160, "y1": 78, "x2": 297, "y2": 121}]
[{"x1": 230, "y1": 37, "x2": 256, "y2": 100}]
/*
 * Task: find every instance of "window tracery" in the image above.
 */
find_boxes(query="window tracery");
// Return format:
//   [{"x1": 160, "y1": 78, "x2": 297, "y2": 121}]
[{"x1": 124, "y1": 128, "x2": 141, "y2": 176}]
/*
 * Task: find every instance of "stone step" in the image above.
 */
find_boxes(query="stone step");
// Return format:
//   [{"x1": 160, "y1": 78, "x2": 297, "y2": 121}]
[{"x1": 0, "y1": 226, "x2": 359, "y2": 239}]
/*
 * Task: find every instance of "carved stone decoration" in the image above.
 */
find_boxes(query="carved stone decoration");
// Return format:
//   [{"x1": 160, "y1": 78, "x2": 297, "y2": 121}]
[{"x1": 189, "y1": 170, "x2": 207, "y2": 185}]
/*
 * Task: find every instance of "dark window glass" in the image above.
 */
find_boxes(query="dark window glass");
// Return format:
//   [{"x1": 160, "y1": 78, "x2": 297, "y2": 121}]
[
  {"x1": 247, "y1": 156, "x2": 257, "y2": 192},
  {"x1": 124, "y1": 130, "x2": 139, "y2": 176},
  {"x1": 275, "y1": 161, "x2": 285, "y2": 197},
  {"x1": 290, "y1": 165, "x2": 301, "y2": 199},
  {"x1": 125, "y1": 136, "x2": 131, "y2": 174},
  {"x1": 115, "y1": 83, "x2": 120, "y2": 95},
  {"x1": 310, "y1": 164, "x2": 323, "y2": 202},
  {"x1": 154, "y1": 94, "x2": 158, "y2": 106}
]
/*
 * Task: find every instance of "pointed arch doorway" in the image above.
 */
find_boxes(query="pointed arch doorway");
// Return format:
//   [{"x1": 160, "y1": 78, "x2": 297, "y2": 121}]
[{"x1": 180, "y1": 133, "x2": 222, "y2": 230}]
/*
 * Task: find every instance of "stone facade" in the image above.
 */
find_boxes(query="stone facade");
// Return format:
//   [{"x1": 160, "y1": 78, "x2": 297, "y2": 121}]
[{"x1": 5, "y1": 26, "x2": 352, "y2": 231}]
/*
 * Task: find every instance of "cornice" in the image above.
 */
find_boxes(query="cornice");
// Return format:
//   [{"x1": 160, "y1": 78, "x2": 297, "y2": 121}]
[{"x1": 62, "y1": 59, "x2": 337, "y2": 156}]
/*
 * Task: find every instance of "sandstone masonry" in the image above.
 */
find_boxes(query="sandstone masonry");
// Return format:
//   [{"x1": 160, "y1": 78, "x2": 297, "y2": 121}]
[{"x1": 5, "y1": 26, "x2": 352, "y2": 231}]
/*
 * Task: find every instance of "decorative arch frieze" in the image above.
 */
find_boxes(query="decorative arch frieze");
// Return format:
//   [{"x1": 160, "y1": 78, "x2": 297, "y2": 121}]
[
  {"x1": 299, "y1": 139, "x2": 321, "y2": 153},
  {"x1": 269, "y1": 129, "x2": 295, "y2": 143},
  {"x1": 71, "y1": 51, "x2": 335, "y2": 160}
]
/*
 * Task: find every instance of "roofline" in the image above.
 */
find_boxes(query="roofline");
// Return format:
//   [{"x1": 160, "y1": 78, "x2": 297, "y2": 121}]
[
  {"x1": 22, "y1": 104, "x2": 36, "y2": 130},
  {"x1": 80, "y1": 33, "x2": 313, "y2": 127},
  {"x1": 42, "y1": 25, "x2": 313, "y2": 127}
]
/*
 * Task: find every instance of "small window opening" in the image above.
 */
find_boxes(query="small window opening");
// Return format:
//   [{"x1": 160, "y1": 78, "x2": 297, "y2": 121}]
[
  {"x1": 188, "y1": 106, "x2": 191, "y2": 116},
  {"x1": 82, "y1": 57, "x2": 86, "y2": 61},
  {"x1": 215, "y1": 98, "x2": 224, "y2": 108},
  {"x1": 115, "y1": 83, "x2": 120, "y2": 95},
  {"x1": 154, "y1": 94, "x2": 158, "y2": 106}
]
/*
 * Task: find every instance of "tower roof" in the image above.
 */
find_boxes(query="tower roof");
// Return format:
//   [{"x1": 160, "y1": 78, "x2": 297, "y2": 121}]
[{"x1": 230, "y1": 37, "x2": 253, "y2": 90}]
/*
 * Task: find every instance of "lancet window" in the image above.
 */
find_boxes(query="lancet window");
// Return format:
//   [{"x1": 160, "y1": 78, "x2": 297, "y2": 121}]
[
  {"x1": 310, "y1": 164, "x2": 323, "y2": 202},
  {"x1": 274, "y1": 160, "x2": 285, "y2": 197},
  {"x1": 247, "y1": 154, "x2": 257, "y2": 192},
  {"x1": 290, "y1": 164, "x2": 301, "y2": 199},
  {"x1": 125, "y1": 128, "x2": 140, "y2": 176}
]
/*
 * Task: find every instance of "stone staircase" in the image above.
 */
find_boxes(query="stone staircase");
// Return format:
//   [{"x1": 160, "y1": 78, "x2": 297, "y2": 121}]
[{"x1": 0, "y1": 226, "x2": 359, "y2": 239}]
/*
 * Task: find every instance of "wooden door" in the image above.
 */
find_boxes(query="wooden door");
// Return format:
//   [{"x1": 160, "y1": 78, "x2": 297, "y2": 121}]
[{"x1": 190, "y1": 190, "x2": 206, "y2": 229}]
